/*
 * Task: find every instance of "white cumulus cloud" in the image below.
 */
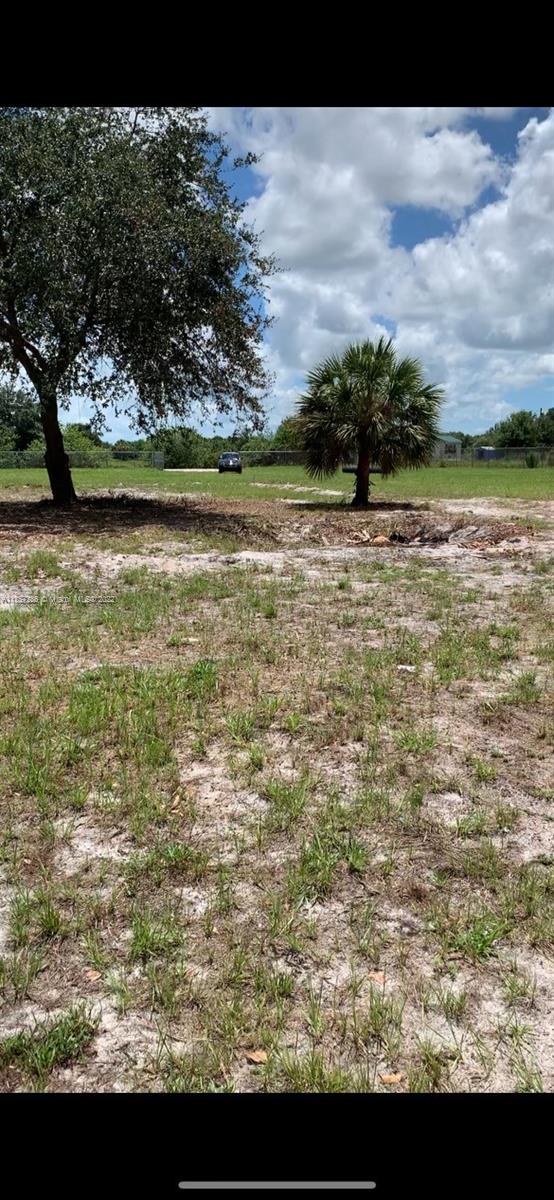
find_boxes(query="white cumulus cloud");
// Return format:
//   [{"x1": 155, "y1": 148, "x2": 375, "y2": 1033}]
[{"x1": 210, "y1": 106, "x2": 554, "y2": 431}]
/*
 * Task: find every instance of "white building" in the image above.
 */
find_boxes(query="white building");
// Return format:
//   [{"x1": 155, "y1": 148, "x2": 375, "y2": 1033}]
[{"x1": 433, "y1": 434, "x2": 462, "y2": 462}]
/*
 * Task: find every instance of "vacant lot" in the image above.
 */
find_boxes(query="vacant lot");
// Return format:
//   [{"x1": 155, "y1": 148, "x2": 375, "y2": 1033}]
[{"x1": 0, "y1": 481, "x2": 552, "y2": 1093}]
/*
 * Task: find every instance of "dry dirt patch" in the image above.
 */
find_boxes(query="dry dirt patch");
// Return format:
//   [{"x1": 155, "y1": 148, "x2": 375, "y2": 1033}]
[
  {"x1": 0, "y1": 489, "x2": 545, "y2": 608},
  {"x1": 0, "y1": 487, "x2": 552, "y2": 1093}
]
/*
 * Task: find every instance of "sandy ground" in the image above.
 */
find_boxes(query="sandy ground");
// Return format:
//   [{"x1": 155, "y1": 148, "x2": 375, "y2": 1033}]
[
  {"x1": 0, "y1": 492, "x2": 550, "y2": 611},
  {"x1": 0, "y1": 488, "x2": 552, "y2": 1094}
]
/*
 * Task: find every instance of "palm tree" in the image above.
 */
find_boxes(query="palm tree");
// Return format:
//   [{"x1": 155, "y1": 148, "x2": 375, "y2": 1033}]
[{"x1": 296, "y1": 338, "x2": 443, "y2": 507}]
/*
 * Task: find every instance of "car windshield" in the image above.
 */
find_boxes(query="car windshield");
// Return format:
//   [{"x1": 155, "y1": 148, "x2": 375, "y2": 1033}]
[{"x1": 222, "y1": 454, "x2": 237, "y2": 459}]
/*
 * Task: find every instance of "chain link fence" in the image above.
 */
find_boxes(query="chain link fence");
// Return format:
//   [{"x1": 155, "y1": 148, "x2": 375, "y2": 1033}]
[
  {"x1": 458, "y1": 445, "x2": 553, "y2": 466},
  {"x1": 0, "y1": 445, "x2": 551, "y2": 471},
  {"x1": 239, "y1": 450, "x2": 304, "y2": 466},
  {"x1": 240, "y1": 448, "x2": 553, "y2": 468},
  {"x1": 0, "y1": 449, "x2": 165, "y2": 469},
  {"x1": 239, "y1": 448, "x2": 553, "y2": 468}
]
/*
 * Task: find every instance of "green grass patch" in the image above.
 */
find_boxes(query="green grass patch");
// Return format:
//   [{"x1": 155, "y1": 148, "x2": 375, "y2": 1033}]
[
  {"x1": 0, "y1": 1006, "x2": 97, "y2": 1089},
  {"x1": 1, "y1": 462, "x2": 553, "y2": 500}
]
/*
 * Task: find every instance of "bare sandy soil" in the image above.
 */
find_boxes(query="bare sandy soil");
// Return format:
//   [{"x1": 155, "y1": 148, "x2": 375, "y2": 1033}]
[
  {"x1": 0, "y1": 491, "x2": 549, "y2": 609},
  {"x1": 0, "y1": 488, "x2": 552, "y2": 1094}
]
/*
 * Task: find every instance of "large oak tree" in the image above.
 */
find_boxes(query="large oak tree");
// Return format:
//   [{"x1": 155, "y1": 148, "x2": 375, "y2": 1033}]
[{"x1": 0, "y1": 107, "x2": 275, "y2": 502}]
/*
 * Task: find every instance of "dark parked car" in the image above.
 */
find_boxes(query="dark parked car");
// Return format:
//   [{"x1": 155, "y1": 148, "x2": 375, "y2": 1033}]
[{"x1": 218, "y1": 452, "x2": 242, "y2": 474}]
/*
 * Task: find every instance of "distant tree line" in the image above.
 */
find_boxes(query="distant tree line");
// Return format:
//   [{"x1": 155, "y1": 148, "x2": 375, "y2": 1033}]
[
  {"x1": 443, "y1": 408, "x2": 553, "y2": 450},
  {"x1": 147, "y1": 416, "x2": 303, "y2": 467}
]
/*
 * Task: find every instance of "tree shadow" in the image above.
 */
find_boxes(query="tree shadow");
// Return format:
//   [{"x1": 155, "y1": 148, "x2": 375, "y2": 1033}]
[
  {"x1": 0, "y1": 492, "x2": 430, "y2": 546},
  {"x1": 0, "y1": 494, "x2": 282, "y2": 543},
  {"x1": 283, "y1": 499, "x2": 428, "y2": 512}
]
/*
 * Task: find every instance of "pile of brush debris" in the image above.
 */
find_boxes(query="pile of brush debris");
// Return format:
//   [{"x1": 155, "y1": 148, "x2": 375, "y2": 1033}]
[{"x1": 346, "y1": 520, "x2": 533, "y2": 549}]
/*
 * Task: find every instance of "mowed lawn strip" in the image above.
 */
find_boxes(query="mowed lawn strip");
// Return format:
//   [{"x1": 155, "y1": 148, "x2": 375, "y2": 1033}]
[{"x1": 0, "y1": 463, "x2": 553, "y2": 501}]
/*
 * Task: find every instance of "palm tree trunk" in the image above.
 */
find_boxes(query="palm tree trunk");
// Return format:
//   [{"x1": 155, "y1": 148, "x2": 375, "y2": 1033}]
[
  {"x1": 39, "y1": 386, "x2": 77, "y2": 504},
  {"x1": 353, "y1": 441, "x2": 370, "y2": 507}
]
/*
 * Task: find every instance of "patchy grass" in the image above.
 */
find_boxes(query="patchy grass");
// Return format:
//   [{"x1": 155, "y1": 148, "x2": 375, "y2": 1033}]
[
  {"x1": 0, "y1": 1006, "x2": 97, "y2": 1090},
  {"x1": 0, "y1": 486, "x2": 553, "y2": 1093}
]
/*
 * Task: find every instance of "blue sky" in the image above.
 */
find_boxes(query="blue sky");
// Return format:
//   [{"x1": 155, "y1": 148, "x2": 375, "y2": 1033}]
[{"x1": 66, "y1": 107, "x2": 554, "y2": 440}]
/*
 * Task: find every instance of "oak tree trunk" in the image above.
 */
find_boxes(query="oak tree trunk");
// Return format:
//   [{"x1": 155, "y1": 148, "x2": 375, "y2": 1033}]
[{"x1": 39, "y1": 388, "x2": 77, "y2": 504}]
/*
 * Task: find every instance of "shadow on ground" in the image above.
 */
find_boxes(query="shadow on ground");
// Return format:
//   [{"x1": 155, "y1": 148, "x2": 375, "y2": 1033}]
[
  {"x1": 0, "y1": 492, "x2": 430, "y2": 548},
  {"x1": 0, "y1": 495, "x2": 277, "y2": 545},
  {"x1": 286, "y1": 500, "x2": 424, "y2": 513}
]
